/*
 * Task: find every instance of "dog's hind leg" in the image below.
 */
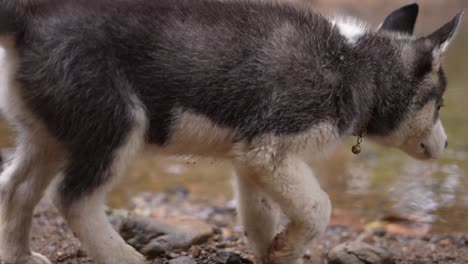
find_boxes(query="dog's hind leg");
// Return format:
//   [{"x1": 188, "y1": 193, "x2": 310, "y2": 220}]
[
  {"x1": 0, "y1": 129, "x2": 63, "y2": 264},
  {"x1": 233, "y1": 164, "x2": 281, "y2": 263},
  {"x1": 50, "y1": 103, "x2": 148, "y2": 264}
]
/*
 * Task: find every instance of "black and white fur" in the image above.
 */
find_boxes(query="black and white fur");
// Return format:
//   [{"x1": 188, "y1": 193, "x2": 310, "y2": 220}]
[{"x1": 0, "y1": 1, "x2": 462, "y2": 264}]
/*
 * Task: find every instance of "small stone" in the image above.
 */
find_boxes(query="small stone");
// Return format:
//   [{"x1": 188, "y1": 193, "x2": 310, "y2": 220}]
[
  {"x1": 216, "y1": 242, "x2": 228, "y2": 248},
  {"x1": 439, "y1": 239, "x2": 451, "y2": 246},
  {"x1": 76, "y1": 249, "x2": 88, "y2": 258},
  {"x1": 47, "y1": 244, "x2": 57, "y2": 253},
  {"x1": 216, "y1": 251, "x2": 252, "y2": 264},
  {"x1": 327, "y1": 241, "x2": 394, "y2": 264},
  {"x1": 373, "y1": 227, "x2": 387, "y2": 237},
  {"x1": 190, "y1": 246, "x2": 201, "y2": 257},
  {"x1": 167, "y1": 252, "x2": 181, "y2": 259},
  {"x1": 119, "y1": 216, "x2": 213, "y2": 258},
  {"x1": 168, "y1": 256, "x2": 197, "y2": 264},
  {"x1": 221, "y1": 228, "x2": 233, "y2": 239},
  {"x1": 213, "y1": 228, "x2": 222, "y2": 235}
]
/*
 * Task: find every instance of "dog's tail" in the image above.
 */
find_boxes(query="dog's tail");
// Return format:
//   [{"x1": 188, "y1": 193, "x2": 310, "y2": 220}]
[{"x1": 0, "y1": 0, "x2": 35, "y2": 35}]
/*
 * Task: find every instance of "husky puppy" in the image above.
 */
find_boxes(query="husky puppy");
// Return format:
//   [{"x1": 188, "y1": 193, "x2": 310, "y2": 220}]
[{"x1": 0, "y1": 1, "x2": 463, "y2": 263}]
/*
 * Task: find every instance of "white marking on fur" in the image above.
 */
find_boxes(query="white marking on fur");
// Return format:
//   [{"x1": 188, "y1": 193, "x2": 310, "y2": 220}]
[
  {"x1": 59, "y1": 194, "x2": 147, "y2": 264},
  {"x1": 1, "y1": 36, "x2": 63, "y2": 264},
  {"x1": 0, "y1": 37, "x2": 20, "y2": 123},
  {"x1": 109, "y1": 97, "x2": 148, "y2": 185},
  {"x1": 236, "y1": 155, "x2": 331, "y2": 262},
  {"x1": 422, "y1": 119, "x2": 447, "y2": 159},
  {"x1": 156, "y1": 110, "x2": 238, "y2": 156},
  {"x1": 158, "y1": 110, "x2": 340, "y2": 165},
  {"x1": 234, "y1": 165, "x2": 281, "y2": 259},
  {"x1": 233, "y1": 122, "x2": 340, "y2": 170},
  {"x1": 0, "y1": 143, "x2": 53, "y2": 264},
  {"x1": 370, "y1": 100, "x2": 447, "y2": 160},
  {"x1": 152, "y1": 115, "x2": 339, "y2": 263},
  {"x1": 330, "y1": 17, "x2": 366, "y2": 44},
  {"x1": 53, "y1": 98, "x2": 148, "y2": 264},
  {"x1": 228, "y1": 123, "x2": 338, "y2": 261},
  {"x1": 0, "y1": 153, "x2": 60, "y2": 263}
]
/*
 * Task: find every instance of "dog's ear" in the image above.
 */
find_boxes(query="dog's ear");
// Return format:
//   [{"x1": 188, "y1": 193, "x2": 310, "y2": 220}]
[
  {"x1": 378, "y1": 3, "x2": 419, "y2": 34},
  {"x1": 414, "y1": 12, "x2": 463, "y2": 76},
  {"x1": 425, "y1": 11, "x2": 464, "y2": 55}
]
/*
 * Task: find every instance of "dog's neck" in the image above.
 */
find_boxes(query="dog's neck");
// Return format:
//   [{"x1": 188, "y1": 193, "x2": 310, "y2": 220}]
[
  {"x1": 349, "y1": 34, "x2": 413, "y2": 139},
  {"x1": 344, "y1": 37, "x2": 381, "y2": 138}
]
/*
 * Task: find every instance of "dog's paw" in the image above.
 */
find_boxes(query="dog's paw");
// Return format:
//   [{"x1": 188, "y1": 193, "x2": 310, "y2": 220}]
[
  {"x1": 123, "y1": 245, "x2": 148, "y2": 264},
  {"x1": 29, "y1": 252, "x2": 52, "y2": 264},
  {"x1": 90, "y1": 244, "x2": 148, "y2": 264},
  {"x1": 264, "y1": 233, "x2": 303, "y2": 264},
  {"x1": 264, "y1": 233, "x2": 285, "y2": 264},
  {"x1": 1, "y1": 252, "x2": 52, "y2": 264}
]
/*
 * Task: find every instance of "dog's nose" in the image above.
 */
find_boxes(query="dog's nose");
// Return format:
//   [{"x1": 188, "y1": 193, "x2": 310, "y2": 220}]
[{"x1": 445, "y1": 140, "x2": 448, "y2": 149}]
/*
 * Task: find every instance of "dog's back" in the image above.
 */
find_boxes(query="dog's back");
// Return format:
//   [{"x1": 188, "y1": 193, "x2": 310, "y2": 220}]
[{"x1": 2, "y1": 0, "x2": 370, "y2": 147}]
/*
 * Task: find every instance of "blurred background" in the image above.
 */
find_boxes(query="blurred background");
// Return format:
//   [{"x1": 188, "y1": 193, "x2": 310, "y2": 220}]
[{"x1": 0, "y1": 0, "x2": 467, "y2": 234}]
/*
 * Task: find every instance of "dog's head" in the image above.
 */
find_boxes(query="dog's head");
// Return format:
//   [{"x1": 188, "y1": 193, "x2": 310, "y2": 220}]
[{"x1": 366, "y1": 4, "x2": 463, "y2": 160}]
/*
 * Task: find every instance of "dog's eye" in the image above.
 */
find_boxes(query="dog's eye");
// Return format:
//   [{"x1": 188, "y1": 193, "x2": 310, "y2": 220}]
[{"x1": 437, "y1": 99, "x2": 445, "y2": 111}]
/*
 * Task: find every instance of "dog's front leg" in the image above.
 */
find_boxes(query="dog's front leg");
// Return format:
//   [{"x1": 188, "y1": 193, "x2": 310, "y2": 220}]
[
  {"x1": 245, "y1": 156, "x2": 331, "y2": 264},
  {"x1": 233, "y1": 164, "x2": 282, "y2": 262}
]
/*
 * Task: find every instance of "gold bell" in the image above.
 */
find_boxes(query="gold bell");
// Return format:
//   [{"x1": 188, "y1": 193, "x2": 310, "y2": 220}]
[
  {"x1": 352, "y1": 134, "x2": 364, "y2": 155},
  {"x1": 351, "y1": 144, "x2": 361, "y2": 154}
]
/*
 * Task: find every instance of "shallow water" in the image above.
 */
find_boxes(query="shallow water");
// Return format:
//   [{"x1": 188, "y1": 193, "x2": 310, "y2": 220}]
[{"x1": 0, "y1": 3, "x2": 467, "y2": 234}]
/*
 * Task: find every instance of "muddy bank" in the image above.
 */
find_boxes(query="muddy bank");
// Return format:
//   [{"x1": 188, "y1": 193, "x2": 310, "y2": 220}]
[{"x1": 29, "y1": 191, "x2": 468, "y2": 264}]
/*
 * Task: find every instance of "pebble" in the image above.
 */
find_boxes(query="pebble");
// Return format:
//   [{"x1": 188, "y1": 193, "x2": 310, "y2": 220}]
[
  {"x1": 118, "y1": 215, "x2": 213, "y2": 258},
  {"x1": 221, "y1": 228, "x2": 233, "y2": 239},
  {"x1": 191, "y1": 246, "x2": 201, "y2": 257},
  {"x1": 216, "y1": 251, "x2": 253, "y2": 264},
  {"x1": 167, "y1": 252, "x2": 181, "y2": 259},
  {"x1": 327, "y1": 241, "x2": 394, "y2": 264},
  {"x1": 168, "y1": 256, "x2": 197, "y2": 264}
]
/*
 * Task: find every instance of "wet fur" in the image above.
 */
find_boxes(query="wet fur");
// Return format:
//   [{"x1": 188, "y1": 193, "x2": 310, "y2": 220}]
[{"x1": 0, "y1": 1, "x2": 461, "y2": 264}]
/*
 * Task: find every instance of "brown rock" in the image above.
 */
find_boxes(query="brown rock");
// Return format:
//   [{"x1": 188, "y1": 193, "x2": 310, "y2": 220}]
[
  {"x1": 327, "y1": 241, "x2": 394, "y2": 264},
  {"x1": 119, "y1": 215, "x2": 213, "y2": 258}
]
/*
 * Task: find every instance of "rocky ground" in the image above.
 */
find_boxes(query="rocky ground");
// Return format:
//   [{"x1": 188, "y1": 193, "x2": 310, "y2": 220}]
[{"x1": 26, "y1": 191, "x2": 468, "y2": 264}]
